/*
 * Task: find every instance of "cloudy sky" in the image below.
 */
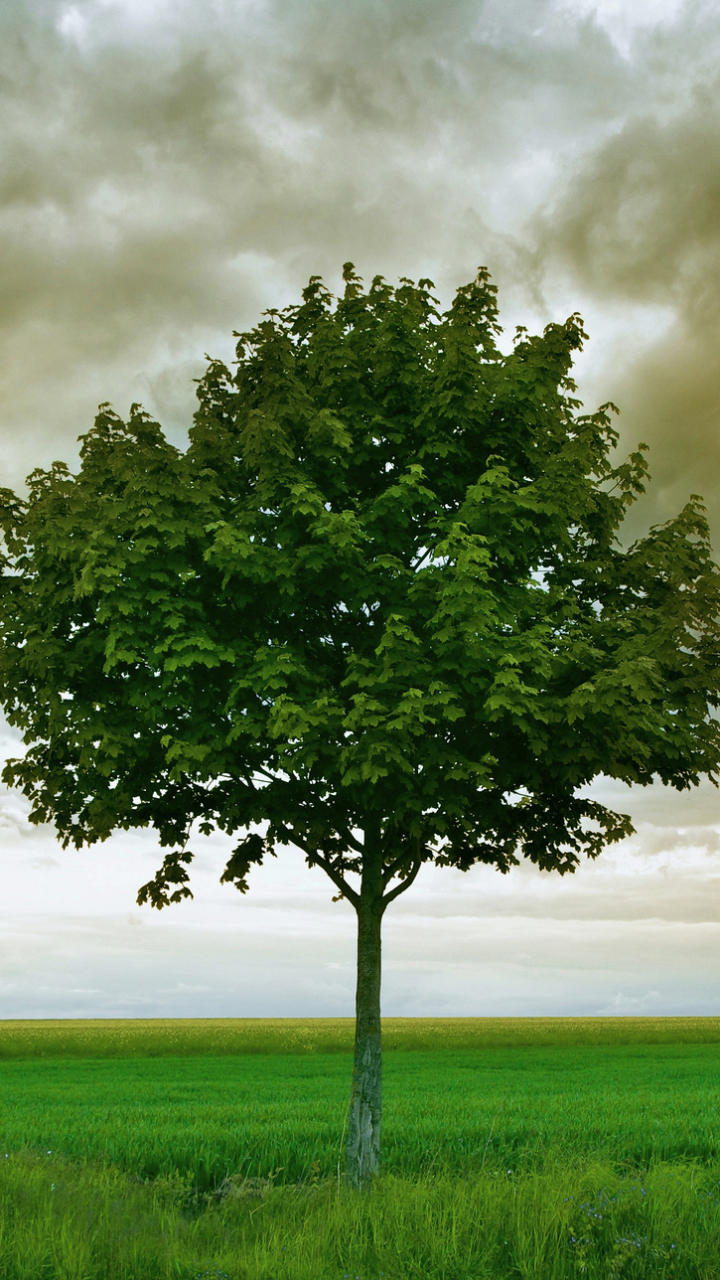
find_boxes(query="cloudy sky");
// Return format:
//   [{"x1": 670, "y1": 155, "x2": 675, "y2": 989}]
[{"x1": 2, "y1": 0, "x2": 720, "y2": 1019}]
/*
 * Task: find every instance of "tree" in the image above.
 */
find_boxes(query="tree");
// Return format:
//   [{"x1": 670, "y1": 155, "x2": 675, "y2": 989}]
[{"x1": 1, "y1": 265, "x2": 719, "y2": 1188}]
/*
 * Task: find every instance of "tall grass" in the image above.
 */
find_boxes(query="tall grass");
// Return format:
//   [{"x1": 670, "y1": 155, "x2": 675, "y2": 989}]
[
  {"x1": 0, "y1": 1149, "x2": 716, "y2": 1279},
  {"x1": 3, "y1": 1018, "x2": 720, "y2": 1277}
]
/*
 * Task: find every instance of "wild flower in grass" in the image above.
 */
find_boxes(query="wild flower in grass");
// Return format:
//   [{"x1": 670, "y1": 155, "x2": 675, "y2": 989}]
[{"x1": 613, "y1": 1234, "x2": 646, "y2": 1249}]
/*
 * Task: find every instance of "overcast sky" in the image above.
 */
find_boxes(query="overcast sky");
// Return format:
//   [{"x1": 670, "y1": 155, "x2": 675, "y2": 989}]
[{"x1": 2, "y1": 0, "x2": 720, "y2": 1020}]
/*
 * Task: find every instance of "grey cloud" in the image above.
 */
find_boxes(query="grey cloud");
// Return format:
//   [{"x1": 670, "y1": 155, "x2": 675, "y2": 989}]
[
  {"x1": 587, "y1": 774, "x2": 720, "y2": 829},
  {"x1": 534, "y1": 6, "x2": 720, "y2": 539},
  {"x1": 540, "y1": 109, "x2": 720, "y2": 303},
  {"x1": 632, "y1": 823, "x2": 720, "y2": 857},
  {"x1": 0, "y1": 0, "x2": 633, "y2": 486},
  {"x1": 387, "y1": 879, "x2": 720, "y2": 923}
]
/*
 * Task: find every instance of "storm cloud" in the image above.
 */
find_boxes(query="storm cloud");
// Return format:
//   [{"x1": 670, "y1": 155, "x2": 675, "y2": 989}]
[{"x1": 0, "y1": 0, "x2": 695, "y2": 479}]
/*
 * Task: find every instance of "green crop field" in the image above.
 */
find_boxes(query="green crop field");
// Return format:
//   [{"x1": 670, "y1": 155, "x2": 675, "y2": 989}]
[{"x1": 2, "y1": 1018, "x2": 720, "y2": 1279}]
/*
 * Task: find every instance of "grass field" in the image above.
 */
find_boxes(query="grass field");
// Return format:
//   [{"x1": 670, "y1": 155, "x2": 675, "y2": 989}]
[{"x1": 2, "y1": 1017, "x2": 720, "y2": 1278}]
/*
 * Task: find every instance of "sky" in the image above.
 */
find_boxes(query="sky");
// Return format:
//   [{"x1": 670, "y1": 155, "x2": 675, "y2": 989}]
[{"x1": 2, "y1": 0, "x2": 720, "y2": 1019}]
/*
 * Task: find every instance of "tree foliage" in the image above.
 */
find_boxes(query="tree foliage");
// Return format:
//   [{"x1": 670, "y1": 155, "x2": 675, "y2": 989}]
[{"x1": 1, "y1": 265, "x2": 718, "y2": 905}]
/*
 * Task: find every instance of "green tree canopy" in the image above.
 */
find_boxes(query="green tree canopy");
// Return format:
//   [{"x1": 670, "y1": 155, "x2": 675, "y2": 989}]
[{"x1": 1, "y1": 265, "x2": 719, "y2": 1186}]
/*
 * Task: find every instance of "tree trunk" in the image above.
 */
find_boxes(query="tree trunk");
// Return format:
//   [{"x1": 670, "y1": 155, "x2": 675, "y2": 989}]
[{"x1": 345, "y1": 831, "x2": 384, "y2": 1189}]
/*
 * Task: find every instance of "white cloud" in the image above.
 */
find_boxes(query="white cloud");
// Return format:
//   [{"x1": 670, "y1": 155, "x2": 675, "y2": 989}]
[
  {"x1": 597, "y1": 989, "x2": 663, "y2": 1014},
  {"x1": 57, "y1": 6, "x2": 89, "y2": 47}
]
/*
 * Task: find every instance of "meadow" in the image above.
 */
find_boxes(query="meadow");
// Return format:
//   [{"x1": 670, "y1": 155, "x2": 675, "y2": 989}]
[{"x1": 1, "y1": 1017, "x2": 720, "y2": 1278}]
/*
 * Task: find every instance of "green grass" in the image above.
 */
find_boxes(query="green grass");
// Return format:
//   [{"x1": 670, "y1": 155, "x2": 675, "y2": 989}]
[
  {"x1": 1, "y1": 1149, "x2": 717, "y2": 1279},
  {"x1": 2, "y1": 1018, "x2": 720, "y2": 1277},
  {"x1": 3, "y1": 1044, "x2": 720, "y2": 1186},
  {"x1": 2, "y1": 1014, "x2": 720, "y2": 1058}
]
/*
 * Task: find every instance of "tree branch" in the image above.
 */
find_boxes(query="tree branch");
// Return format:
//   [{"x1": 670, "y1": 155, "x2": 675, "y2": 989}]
[
  {"x1": 382, "y1": 833, "x2": 425, "y2": 886},
  {"x1": 282, "y1": 825, "x2": 360, "y2": 908},
  {"x1": 410, "y1": 546, "x2": 433, "y2": 571},
  {"x1": 253, "y1": 765, "x2": 281, "y2": 783},
  {"x1": 382, "y1": 850, "x2": 408, "y2": 887},
  {"x1": 311, "y1": 850, "x2": 360, "y2": 909},
  {"x1": 345, "y1": 827, "x2": 364, "y2": 854},
  {"x1": 382, "y1": 856, "x2": 423, "y2": 907}
]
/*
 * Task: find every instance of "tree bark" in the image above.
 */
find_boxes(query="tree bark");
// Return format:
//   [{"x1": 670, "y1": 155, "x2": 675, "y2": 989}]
[{"x1": 345, "y1": 828, "x2": 385, "y2": 1189}]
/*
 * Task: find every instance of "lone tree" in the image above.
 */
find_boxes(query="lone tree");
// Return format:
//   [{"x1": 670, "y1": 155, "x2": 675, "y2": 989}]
[{"x1": 1, "y1": 266, "x2": 720, "y2": 1187}]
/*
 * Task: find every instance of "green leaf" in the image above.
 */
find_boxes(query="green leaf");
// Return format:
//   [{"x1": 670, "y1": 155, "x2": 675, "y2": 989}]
[{"x1": 1, "y1": 264, "x2": 720, "y2": 905}]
